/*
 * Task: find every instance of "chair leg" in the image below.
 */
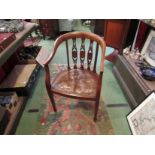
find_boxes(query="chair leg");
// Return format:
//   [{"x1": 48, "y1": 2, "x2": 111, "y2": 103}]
[
  {"x1": 50, "y1": 93, "x2": 57, "y2": 112},
  {"x1": 47, "y1": 91, "x2": 57, "y2": 112},
  {"x1": 94, "y1": 98, "x2": 100, "y2": 121}
]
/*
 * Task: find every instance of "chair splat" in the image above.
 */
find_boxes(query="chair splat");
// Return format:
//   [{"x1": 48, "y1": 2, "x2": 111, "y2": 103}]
[
  {"x1": 80, "y1": 38, "x2": 85, "y2": 69},
  {"x1": 65, "y1": 40, "x2": 70, "y2": 69},
  {"x1": 87, "y1": 40, "x2": 93, "y2": 70},
  {"x1": 93, "y1": 43, "x2": 99, "y2": 72},
  {"x1": 72, "y1": 38, "x2": 78, "y2": 69}
]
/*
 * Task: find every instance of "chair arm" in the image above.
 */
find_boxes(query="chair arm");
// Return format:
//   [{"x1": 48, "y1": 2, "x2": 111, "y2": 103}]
[
  {"x1": 100, "y1": 40, "x2": 106, "y2": 72},
  {"x1": 43, "y1": 49, "x2": 55, "y2": 66}
]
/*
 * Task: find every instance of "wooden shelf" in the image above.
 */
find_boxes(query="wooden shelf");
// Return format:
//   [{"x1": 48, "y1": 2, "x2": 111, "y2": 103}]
[
  {"x1": 123, "y1": 54, "x2": 155, "y2": 91},
  {"x1": 0, "y1": 64, "x2": 37, "y2": 88},
  {"x1": 0, "y1": 22, "x2": 39, "y2": 134},
  {"x1": 4, "y1": 96, "x2": 27, "y2": 135},
  {"x1": 0, "y1": 22, "x2": 37, "y2": 67},
  {"x1": 113, "y1": 55, "x2": 154, "y2": 108},
  {"x1": 0, "y1": 64, "x2": 39, "y2": 96}
]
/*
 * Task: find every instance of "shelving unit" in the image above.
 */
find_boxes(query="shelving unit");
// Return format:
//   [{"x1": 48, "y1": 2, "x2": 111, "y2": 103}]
[
  {"x1": 0, "y1": 22, "x2": 37, "y2": 67},
  {"x1": 0, "y1": 64, "x2": 38, "y2": 96},
  {"x1": 113, "y1": 55, "x2": 152, "y2": 108},
  {"x1": 3, "y1": 96, "x2": 27, "y2": 135},
  {"x1": 113, "y1": 20, "x2": 155, "y2": 108},
  {"x1": 0, "y1": 22, "x2": 39, "y2": 134}
]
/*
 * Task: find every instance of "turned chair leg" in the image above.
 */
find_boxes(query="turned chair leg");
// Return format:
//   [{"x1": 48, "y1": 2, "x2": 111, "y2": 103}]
[
  {"x1": 46, "y1": 89, "x2": 57, "y2": 112},
  {"x1": 49, "y1": 93, "x2": 57, "y2": 112},
  {"x1": 94, "y1": 98, "x2": 100, "y2": 121}
]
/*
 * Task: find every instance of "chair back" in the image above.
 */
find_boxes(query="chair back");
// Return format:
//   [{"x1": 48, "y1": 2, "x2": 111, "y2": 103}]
[{"x1": 45, "y1": 32, "x2": 106, "y2": 73}]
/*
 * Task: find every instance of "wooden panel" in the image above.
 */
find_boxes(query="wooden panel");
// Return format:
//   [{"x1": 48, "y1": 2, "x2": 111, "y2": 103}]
[
  {"x1": 104, "y1": 20, "x2": 130, "y2": 51},
  {"x1": 0, "y1": 67, "x2": 6, "y2": 82},
  {"x1": 39, "y1": 19, "x2": 59, "y2": 39},
  {"x1": 124, "y1": 55, "x2": 155, "y2": 91},
  {"x1": 113, "y1": 55, "x2": 151, "y2": 108},
  {"x1": 0, "y1": 64, "x2": 36, "y2": 88},
  {"x1": 39, "y1": 19, "x2": 52, "y2": 24},
  {"x1": 94, "y1": 19, "x2": 104, "y2": 36}
]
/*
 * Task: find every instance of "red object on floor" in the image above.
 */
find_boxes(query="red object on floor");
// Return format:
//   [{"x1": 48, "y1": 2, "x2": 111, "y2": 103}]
[
  {"x1": 105, "y1": 49, "x2": 119, "y2": 63},
  {"x1": 0, "y1": 33, "x2": 16, "y2": 53}
]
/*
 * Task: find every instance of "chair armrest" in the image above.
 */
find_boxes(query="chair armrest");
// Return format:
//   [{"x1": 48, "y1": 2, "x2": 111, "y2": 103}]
[
  {"x1": 100, "y1": 41, "x2": 106, "y2": 72},
  {"x1": 35, "y1": 47, "x2": 50, "y2": 67}
]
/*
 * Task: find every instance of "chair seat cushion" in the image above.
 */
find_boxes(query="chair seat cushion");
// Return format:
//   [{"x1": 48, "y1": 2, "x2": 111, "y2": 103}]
[{"x1": 50, "y1": 69, "x2": 99, "y2": 99}]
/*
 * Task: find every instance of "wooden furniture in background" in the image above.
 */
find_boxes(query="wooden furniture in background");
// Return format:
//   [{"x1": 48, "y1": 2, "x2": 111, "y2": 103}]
[
  {"x1": 113, "y1": 54, "x2": 155, "y2": 109},
  {"x1": 94, "y1": 19, "x2": 139, "y2": 63},
  {"x1": 104, "y1": 20, "x2": 130, "y2": 52},
  {"x1": 0, "y1": 23, "x2": 38, "y2": 134},
  {"x1": 43, "y1": 32, "x2": 106, "y2": 121},
  {"x1": 39, "y1": 19, "x2": 59, "y2": 39},
  {"x1": 0, "y1": 22, "x2": 37, "y2": 67},
  {"x1": 104, "y1": 19, "x2": 131, "y2": 63},
  {"x1": 113, "y1": 20, "x2": 155, "y2": 109},
  {"x1": 94, "y1": 19, "x2": 104, "y2": 36},
  {"x1": 0, "y1": 64, "x2": 38, "y2": 96}
]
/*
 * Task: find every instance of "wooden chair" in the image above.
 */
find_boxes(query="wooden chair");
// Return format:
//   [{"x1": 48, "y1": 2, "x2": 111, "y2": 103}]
[{"x1": 43, "y1": 32, "x2": 106, "y2": 121}]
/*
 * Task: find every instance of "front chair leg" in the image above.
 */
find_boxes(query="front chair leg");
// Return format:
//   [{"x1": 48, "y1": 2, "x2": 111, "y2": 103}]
[
  {"x1": 47, "y1": 89, "x2": 57, "y2": 112},
  {"x1": 48, "y1": 92, "x2": 57, "y2": 112},
  {"x1": 94, "y1": 98, "x2": 100, "y2": 121}
]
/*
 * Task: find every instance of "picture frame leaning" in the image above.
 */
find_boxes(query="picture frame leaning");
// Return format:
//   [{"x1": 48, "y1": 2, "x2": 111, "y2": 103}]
[
  {"x1": 141, "y1": 30, "x2": 155, "y2": 67},
  {"x1": 127, "y1": 91, "x2": 155, "y2": 135}
]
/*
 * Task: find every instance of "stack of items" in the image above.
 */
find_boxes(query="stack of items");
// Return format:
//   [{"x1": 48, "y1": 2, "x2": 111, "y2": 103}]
[
  {"x1": 0, "y1": 92, "x2": 18, "y2": 112},
  {"x1": 0, "y1": 19, "x2": 24, "y2": 33},
  {"x1": 0, "y1": 33, "x2": 16, "y2": 53},
  {"x1": 17, "y1": 46, "x2": 41, "y2": 64},
  {"x1": 0, "y1": 96, "x2": 13, "y2": 109}
]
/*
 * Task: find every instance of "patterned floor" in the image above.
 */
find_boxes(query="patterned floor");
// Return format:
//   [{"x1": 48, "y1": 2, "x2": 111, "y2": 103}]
[
  {"x1": 32, "y1": 64, "x2": 114, "y2": 135},
  {"x1": 34, "y1": 95, "x2": 114, "y2": 135}
]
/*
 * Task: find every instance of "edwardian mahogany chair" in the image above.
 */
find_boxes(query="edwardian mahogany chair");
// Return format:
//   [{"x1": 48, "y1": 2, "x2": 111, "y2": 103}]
[{"x1": 43, "y1": 32, "x2": 106, "y2": 121}]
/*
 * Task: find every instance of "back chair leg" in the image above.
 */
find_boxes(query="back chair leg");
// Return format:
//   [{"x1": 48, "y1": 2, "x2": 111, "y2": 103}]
[{"x1": 94, "y1": 98, "x2": 100, "y2": 121}]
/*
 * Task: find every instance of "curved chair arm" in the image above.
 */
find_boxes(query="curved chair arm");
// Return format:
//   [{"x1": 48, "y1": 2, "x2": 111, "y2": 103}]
[
  {"x1": 100, "y1": 42, "x2": 106, "y2": 73},
  {"x1": 43, "y1": 38, "x2": 62, "y2": 66}
]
